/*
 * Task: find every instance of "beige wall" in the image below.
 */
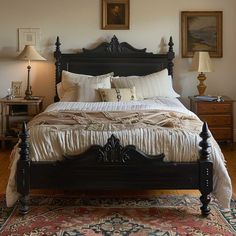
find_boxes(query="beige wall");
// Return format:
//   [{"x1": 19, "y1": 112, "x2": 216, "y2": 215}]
[{"x1": 0, "y1": 0, "x2": 236, "y2": 138}]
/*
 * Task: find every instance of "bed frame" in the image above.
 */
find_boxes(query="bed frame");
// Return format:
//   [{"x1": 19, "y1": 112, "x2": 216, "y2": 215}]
[{"x1": 17, "y1": 36, "x2": 213, "y2": 216}]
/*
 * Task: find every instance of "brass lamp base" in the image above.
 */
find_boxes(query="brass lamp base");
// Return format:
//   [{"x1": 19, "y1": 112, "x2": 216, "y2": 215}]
[
  {"x1": 24, "y1": 64, "x2": 33, "y2": 100},
  {"x1": 197, "y1": 72, "x2": 207, "y2": 96}
]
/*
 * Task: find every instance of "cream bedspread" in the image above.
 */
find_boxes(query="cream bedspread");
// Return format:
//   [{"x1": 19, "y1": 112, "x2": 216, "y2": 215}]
[{"x1": 6, "y1": 98, "x2": 232, "y2": 209}]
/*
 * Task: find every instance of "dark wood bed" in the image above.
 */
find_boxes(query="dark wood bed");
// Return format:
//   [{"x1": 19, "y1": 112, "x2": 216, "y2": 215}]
[{"x1": 17, "y1": 35, "x2": 213, "y2": 216}]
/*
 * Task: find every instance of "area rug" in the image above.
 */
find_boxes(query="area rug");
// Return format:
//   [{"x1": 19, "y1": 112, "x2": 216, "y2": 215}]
[{"x1": 0, "y1": 194, "x2": 236, "y2": 235}]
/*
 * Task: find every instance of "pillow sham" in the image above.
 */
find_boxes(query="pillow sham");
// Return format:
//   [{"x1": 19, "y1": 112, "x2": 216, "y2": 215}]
[
  {"x1": 77, "y1": 77, "x2": 112, "y2": 102},
  {"x1": 56, "y1": 82, "x2": 64, "y2": 100},
  {"x1": 56, "y1": 82, "x2": 78, "y2": 102},
  {"x1": 61, "y1": 70, "x2": 113, "y2": 91},
  {"x1": 98, "y1": 87, "x2": 136, "y2": 102},
  {"x1": 111, "y1": 69, "x2": 179, "y2": 99},
  {"x1": 60, "y1": 86, "x2": 78, "y2": 102},
  {"x1": 61, "y1": 71, "x2": 113, "y2": 102}
]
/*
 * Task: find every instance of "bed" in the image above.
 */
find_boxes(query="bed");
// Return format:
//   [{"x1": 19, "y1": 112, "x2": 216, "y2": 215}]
[{"x1": 7, "y1": 36, "x2": 232, "y2": 216}]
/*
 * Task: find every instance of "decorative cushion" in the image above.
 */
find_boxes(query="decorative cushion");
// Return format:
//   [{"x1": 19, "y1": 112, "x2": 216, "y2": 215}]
[
  {"x1": 111, "y1": 69, "x2": 179, "y2": 99},
  {"x1": 98, "y1": 87, "x2": 136, "y2": 102}
]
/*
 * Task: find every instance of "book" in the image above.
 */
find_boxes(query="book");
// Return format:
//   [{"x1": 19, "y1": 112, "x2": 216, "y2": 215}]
[{"x1": 194, "y1": 95, "x2": 223, "y2": 102}]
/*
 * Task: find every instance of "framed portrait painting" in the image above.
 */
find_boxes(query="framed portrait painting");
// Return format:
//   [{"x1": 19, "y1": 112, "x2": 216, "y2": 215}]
[
  {"x1": 102, "y1": 0, "x2": 130, "y2": 30},
  {"x1": 181, "y1": 11, "x2": 222, "y2": 57}
]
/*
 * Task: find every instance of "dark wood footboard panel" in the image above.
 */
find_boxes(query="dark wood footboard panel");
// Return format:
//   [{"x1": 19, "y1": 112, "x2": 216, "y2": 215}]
[{"x1": 29, "y1": 162, "x2": 200, "y2": 190}]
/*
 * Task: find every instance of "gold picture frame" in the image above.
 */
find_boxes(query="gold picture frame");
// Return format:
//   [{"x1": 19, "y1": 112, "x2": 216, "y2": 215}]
[
  {"x1": 181, "y1": 11, "x2": 222, "y2": 58},
  {"x1": 11, "y1": 81, "x2": 22, "y2": 97},
  {"x1": 102, "y1": 0, "x2": 130, "y2": 30}
]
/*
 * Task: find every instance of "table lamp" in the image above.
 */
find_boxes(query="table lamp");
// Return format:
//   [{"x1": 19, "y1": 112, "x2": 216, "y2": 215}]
[
  {"x1": 191, "y1": 51, "x2": 213, "y2": 96},
  {"x1": 18, "y1": 45, "x2": 46, "y2": 100}
]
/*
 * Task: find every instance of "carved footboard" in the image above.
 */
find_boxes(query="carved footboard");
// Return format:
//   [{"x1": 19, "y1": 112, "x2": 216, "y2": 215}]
[{"x1": 16, "y1": 122, "x2": 213, "y2": 216}]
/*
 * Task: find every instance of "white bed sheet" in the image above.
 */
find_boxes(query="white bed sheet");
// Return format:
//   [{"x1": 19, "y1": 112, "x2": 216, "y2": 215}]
[{"x1": 6, "y1": 98, "x2": 232, "y2": 209}]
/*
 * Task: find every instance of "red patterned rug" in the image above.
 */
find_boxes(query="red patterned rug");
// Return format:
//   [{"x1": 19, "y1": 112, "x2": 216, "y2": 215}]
[{"x1": 0, "y1": 194, "x2": 235, "y2": 235}]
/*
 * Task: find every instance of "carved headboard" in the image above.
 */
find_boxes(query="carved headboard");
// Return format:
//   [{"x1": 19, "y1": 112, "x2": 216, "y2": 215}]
[{"x1": 54, "y1": 35, "x2": 175, "y2": 102}]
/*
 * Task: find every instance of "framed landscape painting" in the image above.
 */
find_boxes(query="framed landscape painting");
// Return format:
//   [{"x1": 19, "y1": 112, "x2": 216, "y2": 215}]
[
  {"x1": 181, "y1": 11, "x2": 222, "y2": 57},
  {"x1": 102, "y1": 0, "x2": 130, "y2": 30}
]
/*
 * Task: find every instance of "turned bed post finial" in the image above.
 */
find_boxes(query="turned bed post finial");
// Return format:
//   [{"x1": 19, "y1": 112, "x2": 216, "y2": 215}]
[
  {"x1": 167, "y1": 36, "x2": 175, "y2": 77},
  {"x1": 199, "y1": 122, "x2": 213, "y2": 216},
  {"x1": 54, "y1": 36, "x2": 62, "y2": 102},
  {"x1": 19, "y1": 121, "x2": 29, "y2": 161},
  {"x1": 17, "y1": 121, "x2": 30, "y2": 214},
  {"x1": 199, "y1": 122, "x2": 211, "y2": 160}
]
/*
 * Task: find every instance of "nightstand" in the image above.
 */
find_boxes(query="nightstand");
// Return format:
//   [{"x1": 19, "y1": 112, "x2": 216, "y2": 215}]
[
  {"x1": 189, "y1": 96, "x2": 234, "y2": 143},
  {"x1": 0, "y1": 97, "x2": 44, "y2": 148}
]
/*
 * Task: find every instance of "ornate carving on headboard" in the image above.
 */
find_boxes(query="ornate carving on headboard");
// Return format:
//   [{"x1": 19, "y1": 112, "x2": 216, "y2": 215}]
[{"x1": 83, "y1": 35, "x2": 147, "y2": 54}]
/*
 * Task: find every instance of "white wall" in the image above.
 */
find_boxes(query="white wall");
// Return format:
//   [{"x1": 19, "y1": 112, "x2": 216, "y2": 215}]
[{"x1": 0, "y1": 0, "x2": 236, "y2": 138}]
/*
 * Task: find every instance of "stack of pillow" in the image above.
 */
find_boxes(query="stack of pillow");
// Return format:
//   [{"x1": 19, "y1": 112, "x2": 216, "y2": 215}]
[{"x1": 57, "y1": 69, "x2": 179, "y2": 102}]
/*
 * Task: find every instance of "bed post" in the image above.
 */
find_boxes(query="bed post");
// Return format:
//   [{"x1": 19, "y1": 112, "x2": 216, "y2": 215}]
[
  {"x1": 54, "y1": 36, "x2": 61, "y2": 102},
  {"x1": 17, "y1": 122, "x2": 30, "y2": 215},
  {"x1": 167, "y1": 36, "x2": 174, "y2": 77},
  {"x1": 199, "y1": 122, "x2": 213, "y2": 216}
]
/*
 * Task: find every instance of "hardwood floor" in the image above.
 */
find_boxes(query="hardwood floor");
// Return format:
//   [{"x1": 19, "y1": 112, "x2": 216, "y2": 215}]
[{"x1": 0, "y1": 143, "x2": 235, "y2": 197}]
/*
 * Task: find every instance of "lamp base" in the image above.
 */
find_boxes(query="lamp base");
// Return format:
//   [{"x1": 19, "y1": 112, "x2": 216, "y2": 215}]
[
  {"x1": 24, "y1": 87, "x2": 33, "y2": 100},
  {"x1": 197, "y1": 72, "x2": 207, "y2": 96}
]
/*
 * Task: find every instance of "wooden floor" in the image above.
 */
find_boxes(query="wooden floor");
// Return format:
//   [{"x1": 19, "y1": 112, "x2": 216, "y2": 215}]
[{"x1": 0, "y1": 143, "x2": 235, "y2": 197}]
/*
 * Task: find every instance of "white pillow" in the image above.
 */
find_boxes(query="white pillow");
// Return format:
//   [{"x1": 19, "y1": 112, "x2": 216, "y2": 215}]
[
  {"x1": 60, "y1": 86, "x2": 78, "y2": 102},
  {"x1": 62, "y1": 70, "x2": 113, "y2": 91},
  {"x1": 56, "y1": 82, "x2": 64, "y2": 100},
  {"x1": 112, "y1": 69, "x2": 179, "y2": 99},
  {"x1": 77, "y1": 77, "x2": 112, "y2": 102},
  {"x1": 61, "y1": 71, "x2": 113, "y2": 102},
  {"x1": 98, "y1": 87, "x2": 136, "y2": 102}
]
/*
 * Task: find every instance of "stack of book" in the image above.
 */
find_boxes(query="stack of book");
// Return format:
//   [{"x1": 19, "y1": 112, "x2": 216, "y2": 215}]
[{"x1": 194, "y1": 95, "x2": 223, "y2": 102}]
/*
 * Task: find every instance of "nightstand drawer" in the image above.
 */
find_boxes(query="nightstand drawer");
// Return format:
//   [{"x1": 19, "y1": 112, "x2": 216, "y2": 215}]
[
  {"x1": 197, "y1": 103, "x2": 232, "y2": 114},
  {"x1": 210, "y1": 128, "x2": 232, "y2": 141},
  {"x1": 198, "y1": 115, "x2": 232, "y2": 126}
]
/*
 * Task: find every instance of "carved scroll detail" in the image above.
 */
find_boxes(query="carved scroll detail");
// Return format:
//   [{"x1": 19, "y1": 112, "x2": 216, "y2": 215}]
[
  {"x1": 96, "y1": 134, "x2": 133, "y2": 163},
  {"x1": 83, "y1": 35, "x2": 147, "y2": 54}
]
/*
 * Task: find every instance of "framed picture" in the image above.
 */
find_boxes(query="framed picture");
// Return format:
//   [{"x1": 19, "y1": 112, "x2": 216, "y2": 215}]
[
  {"x1": 102, "y1": 0, "x2": 129, "y2": 30},
  {"x1": 18, "y1": 28, "x2": 40, "y2": 51},
  {"x1": 11, "y1": 81, "x2": 22, "y2": 97},
  {"x1": 181, "y1": 11, "x2": 222, "y2": 58}
]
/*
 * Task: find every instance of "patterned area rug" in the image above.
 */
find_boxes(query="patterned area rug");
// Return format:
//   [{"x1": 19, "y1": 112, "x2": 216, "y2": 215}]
[{"x1": 0, "y1": 194, "x2": 235, "y2": 235}]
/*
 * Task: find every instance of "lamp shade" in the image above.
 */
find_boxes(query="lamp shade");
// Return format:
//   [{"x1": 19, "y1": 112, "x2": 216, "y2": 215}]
[
  {"x1": 191, "y1": 51, "x2": 213, "y2": 73},
  {"x1": 18, "y1": 45, "x2": 46, "y2": 61}
]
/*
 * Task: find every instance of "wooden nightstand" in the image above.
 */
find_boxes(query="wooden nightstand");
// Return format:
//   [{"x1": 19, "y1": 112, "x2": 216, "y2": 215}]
[
  {"x1": 189, "y1": 96, "x2": 234, "y2": 143},
  {"x1": 0, "y1": 97, "x2": 44, "y2": 148}
]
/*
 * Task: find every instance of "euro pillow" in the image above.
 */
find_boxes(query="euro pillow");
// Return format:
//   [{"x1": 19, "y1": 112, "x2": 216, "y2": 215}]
[
  {"x1": 98, "y1": 87, "x2": 136, "y2": 102},
  {"x1": 111, "y1": 69, "x2": 179, "y2": 99},
  {"x1": 61, "y1": 71, "x2": 113, "y2": 102}
]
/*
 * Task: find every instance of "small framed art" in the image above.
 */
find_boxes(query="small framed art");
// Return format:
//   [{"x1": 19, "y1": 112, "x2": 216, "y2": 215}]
[
  {"x1": 181, "y1": 11, "x2": 222, "y2": 57},
  {"x1": 18, "y1": 28, "x2": 40, "y2": 51},
  {"x1": 11, "y1": 81, "x2": 22, "y2": 97},
  {"x1": 102, "y1": 0, "x2": 130, "y2": 30}
]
